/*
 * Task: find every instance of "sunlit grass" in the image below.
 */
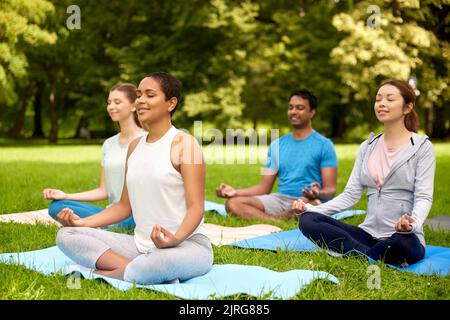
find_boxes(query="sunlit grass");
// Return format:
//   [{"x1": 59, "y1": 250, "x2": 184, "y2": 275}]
[{"x1": 0, "y1": 142, "x2": 449, "y2": 299}]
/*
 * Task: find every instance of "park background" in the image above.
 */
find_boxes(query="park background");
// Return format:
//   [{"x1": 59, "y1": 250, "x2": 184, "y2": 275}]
[
  {"x1": 0, "y1": 0, "x2": 449, "y2": 300},
  {"x1": 1, "y1": 0, "x2": 449, "y2": 141}
]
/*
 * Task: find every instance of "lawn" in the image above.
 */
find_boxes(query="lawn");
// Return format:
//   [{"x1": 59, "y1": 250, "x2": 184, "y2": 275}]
[{"x1": 0, "y1": 142, "x2": 449, "y2": 299}]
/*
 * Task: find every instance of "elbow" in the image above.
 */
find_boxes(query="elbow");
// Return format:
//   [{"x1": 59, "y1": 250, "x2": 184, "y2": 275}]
[
  {"x1": 98, "y1": 187, "x2": 108, "y2": 200},
  {"x1": 322, "y1": 186, "x2": 336, "y2": 198},
  {"x1": 260, "y1": 184, "x2": 273, "y2": 195},
  {"x1": 187, "y1": 202, "x2": 205, "y2": 217},
  {"x1": 115, "y1": 201, "x2": 132, "y2": 217},
  {"x1": 329, "y1": 187, "x2": 337, "y2": 197}
]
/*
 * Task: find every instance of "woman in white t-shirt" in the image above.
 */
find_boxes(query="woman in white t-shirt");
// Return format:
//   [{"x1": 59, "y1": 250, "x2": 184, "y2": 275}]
[
  {"x1": 54, "y1": 72, "x2": 213, "y2": 285},
  {"x1": 43, "y1": 83, "x2": 146, "y2": 230}
]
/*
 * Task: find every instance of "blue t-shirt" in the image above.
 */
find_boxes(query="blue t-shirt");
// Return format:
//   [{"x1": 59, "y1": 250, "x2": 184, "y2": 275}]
[{"x1": 264, "y1": 131, "x2": 337, "y2": 197}]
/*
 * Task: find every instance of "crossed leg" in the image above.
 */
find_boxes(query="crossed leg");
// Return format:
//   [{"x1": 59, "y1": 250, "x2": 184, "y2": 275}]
[
  {"x1": 225, "y1": 196, "x2": 286, "y2": 221},
  {"x1": 94, "y1": 249, "x2": 132, "y2": 279},
  {"x1": 56, "y1": 227, "x2": 138, "y2": 280}
]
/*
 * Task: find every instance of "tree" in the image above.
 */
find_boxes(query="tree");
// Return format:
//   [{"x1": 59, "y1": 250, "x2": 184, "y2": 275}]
[
  {"x1": 330, "y1": 0, "x2": 449, "y2": 137},
  {"x1": 0, "y1": 0, "x2": 56, "y2": 137}
]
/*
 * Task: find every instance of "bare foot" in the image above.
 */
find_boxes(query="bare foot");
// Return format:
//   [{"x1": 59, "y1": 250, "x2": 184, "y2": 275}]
[{"x1": 276, "y1": 209, "x2": 297, "y2": 220}]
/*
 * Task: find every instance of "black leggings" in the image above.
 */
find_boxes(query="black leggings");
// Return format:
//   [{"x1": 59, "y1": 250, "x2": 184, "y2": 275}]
[{"x1": 298, "y1": 212, "x2": 425, "y2": 266}]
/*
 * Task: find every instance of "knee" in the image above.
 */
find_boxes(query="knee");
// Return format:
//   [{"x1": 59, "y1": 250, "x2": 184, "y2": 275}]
[
  {"x1": 55, "y1": 227, "x2": 77, "y2": 248},
  {"x1": 124, "y1": 259, "x2": 168, "y2": 285},
  {"x1": 48, "y1": 200, "x2": 69, "y2": 219},
  {"x1": 298, "y1": 212, "x2": 320, "y2": 232},
  {"x1": 390, "y1": 233, "x2": 421, "y2": 251},
  {"x1": 225, "y1": 197, "x2": 242, "y2": 215}
]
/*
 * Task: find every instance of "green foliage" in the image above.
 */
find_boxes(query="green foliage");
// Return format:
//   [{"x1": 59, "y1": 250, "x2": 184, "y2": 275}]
[
  {"x1": 0, "y1": 0, "x2": 56, "y2": 105},
  {"x1": 0, "y1": 0, "x2": 448, "y2": 140},
  {"x1": 330, "y1": 0, "x2": 450, "y2": 134}
]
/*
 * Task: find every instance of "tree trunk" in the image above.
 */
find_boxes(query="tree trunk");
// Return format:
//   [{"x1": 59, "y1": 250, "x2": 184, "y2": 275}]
[
  {"x1": 431, "y1": 106, "x2": 447, "y2": 139},
  {"x1": 252, "y1": 117, "x2": 257, "y2": 130},
  {"x1": 424, "y1": 105, "x2": 434, "y2": 137},
  {"x1": 330, "y1": 108, "x2": 346, "y2": 138},
  {"x1": 7, "y1": 84, "x2": 35, "y2": 139},
  {"x1": 32, "y1": 81, "x2": 45, "y2": 138},
  {"x1": 7, "y1": 100, "x2": 28, "y2": 139},
  {"x1": 447, "y1": 123, "x2": 450, "y2": 140},
  {"x1": 48, "y1": 76, "x2": 58, "y2": 144}
]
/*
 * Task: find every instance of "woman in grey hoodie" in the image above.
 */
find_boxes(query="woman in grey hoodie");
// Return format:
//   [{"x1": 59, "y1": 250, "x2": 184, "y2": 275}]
[{"x1": 291, "y1": 80, "x2": 435, "y2": 267}]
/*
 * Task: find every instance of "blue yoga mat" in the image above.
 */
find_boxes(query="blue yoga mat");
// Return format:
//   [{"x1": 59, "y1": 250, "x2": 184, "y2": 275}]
[
  {"x1": 205, "y1": 200, "x2": 366, "y2": 220},
  {"x1": 204, "y1": 200, "x2": 228, "y2": 216},
  {"x1": 0, "y1": 246, "x2": 339, "y2": 299},
  {"x1": 230, "y1": 229, "x2": 450, "y2": 277}
]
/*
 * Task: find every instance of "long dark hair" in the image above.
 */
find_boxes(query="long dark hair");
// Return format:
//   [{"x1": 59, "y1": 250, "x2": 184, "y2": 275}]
[
  {"x1": 110, "y1": 83, "x2": 141, "y2": 128},
  {"x1": 380, "y1": 79, "x2": 419, "y2": 133}
]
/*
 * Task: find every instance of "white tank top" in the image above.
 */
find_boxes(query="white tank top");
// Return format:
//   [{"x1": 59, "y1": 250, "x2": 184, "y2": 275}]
[
  {"x1": 101, "y1": 130, "x2": 147, "y2": 205},
  {"x1": 126, "y1": 126, "x2": 205, "y2": 253}
]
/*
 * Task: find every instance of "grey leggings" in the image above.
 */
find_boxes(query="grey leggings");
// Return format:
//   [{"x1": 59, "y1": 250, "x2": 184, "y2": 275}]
[{"x1": 56, "y1": 227, "x2": 214, "y2": 285}]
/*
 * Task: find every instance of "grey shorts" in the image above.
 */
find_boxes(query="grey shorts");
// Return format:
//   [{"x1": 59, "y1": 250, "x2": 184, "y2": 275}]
[{"x1": 255, "y1": 193, "x2": 298, "y2": 215}]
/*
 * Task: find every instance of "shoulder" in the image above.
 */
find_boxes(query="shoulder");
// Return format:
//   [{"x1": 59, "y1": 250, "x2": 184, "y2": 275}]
[
  {"x1": 127, "y1": 135, "x2": 144, "y2": 158},
  {"x1": 171, "y1": 131, "x2": 203, "y2": 166},
  {"x1": 414, "y1": 134, "x2": 435, "y2": 157},
  {"x1": 172, "y1": 130, "x2": 200, "y2": 147},
  {"x1": 356, "y1": 132, "x2": 381, "y2": 156},
  {"x1": 102, "y1": 133, "x2": 120, "y2": 148},
  {"x1": 310, "y1": 131, "x2": 336, "y2": 151},
  {"x1": 309, "y1": 131, "x2": 332, "y2": 144},
  {"x1": 270, "y1": 133, "x2": 289, "y2": 147}
]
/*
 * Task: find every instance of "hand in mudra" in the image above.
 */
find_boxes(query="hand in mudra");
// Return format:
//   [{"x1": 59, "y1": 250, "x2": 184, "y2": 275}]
[
  {"x1": 215, "y1": 182, "x2": 237, "y2": 198},
  {"x1": 302, "y1": 182, "x2": 320, "y2": 200},
  {"x1": 151, "y1": 224, "x2": 181, "y2": 249},
  {"x1": 43, "y1": 188, "x2": 67, "y2": 200},
  {"x1": 57, "y1": 208, "x2": 85, "y2": 227},
  {"x1": 291, "y1": 198, "x2": 308, "y2": 215},
  {"x1": 395, "y1": 214, "x2": 414, "y2": 232}
]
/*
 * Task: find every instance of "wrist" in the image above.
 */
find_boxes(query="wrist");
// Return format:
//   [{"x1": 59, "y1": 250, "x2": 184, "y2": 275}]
[{"x1": 172, "y1": 232, "x2": 185, "y2": 245}]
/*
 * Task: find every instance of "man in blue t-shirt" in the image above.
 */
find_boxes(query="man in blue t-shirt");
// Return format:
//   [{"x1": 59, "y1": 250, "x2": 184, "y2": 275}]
[{"x1": 216, "y1": 89, "x2": 338, "y2": 221}]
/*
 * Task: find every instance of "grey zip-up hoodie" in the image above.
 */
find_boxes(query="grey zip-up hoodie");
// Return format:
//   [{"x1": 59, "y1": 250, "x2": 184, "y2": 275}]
[{"x1": 305, "y1": 132, "x2": 436, "y2": 247}]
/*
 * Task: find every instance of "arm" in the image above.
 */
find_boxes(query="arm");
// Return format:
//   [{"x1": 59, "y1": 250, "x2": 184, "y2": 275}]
[
  {"x1": 231, "y1": 172, "x2": 277, "y2": 197},
  {"x1": 316, "y1": 139, "x2": 338, "y2": 200},
  {"x1": 301, "y1": 141, "x2": 367, "y2": 216},
  {"x1": 43, "y1": 168, "x2": 108, "y2": 202},
  {"x1": 318, "y1": 167, "x2": 337, "y2": 200},
  {"x1": 57, "y1": 139, "x2": 141, "y2": 228},
  {"x1": 217, "y1": 139, "x2": 279, "y2": 198},
  {"x1": 66, "y1": 168, "x2": 108, "y2": 201},
  {"x1": 408, "y1": 141, "x2": 436, "y2": 233},
  {"x1": 80, "y1": 184, "x2": 132, "y2": 228},
  {"x1": 303, "y1": 167, "x2": 337, "y2": 201}
]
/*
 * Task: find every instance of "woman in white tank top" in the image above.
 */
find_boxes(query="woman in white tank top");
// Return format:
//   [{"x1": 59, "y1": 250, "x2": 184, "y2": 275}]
[
  {"x1": 42, "y1": 83, "x2": 146, "y2": 230},
  {"x1": 55, "y1": 72, "x2": 213, "y2": 285}
]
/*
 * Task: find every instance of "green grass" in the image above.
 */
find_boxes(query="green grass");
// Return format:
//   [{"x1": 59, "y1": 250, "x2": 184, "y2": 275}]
[{"x1": 0, "y1": 143, "x2": 449, "y2": 299}]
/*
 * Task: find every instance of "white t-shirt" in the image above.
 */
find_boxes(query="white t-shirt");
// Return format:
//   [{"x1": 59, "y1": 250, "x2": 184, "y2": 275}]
[{"x1": 101, "y1": 130, "x2": 147, "y2": 205}]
